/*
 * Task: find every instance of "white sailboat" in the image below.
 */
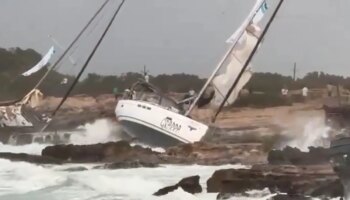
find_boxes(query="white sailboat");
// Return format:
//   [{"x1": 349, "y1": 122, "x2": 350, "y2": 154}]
[{"x1": 115, "y1": 0, "x2": 284, "y2": 147}]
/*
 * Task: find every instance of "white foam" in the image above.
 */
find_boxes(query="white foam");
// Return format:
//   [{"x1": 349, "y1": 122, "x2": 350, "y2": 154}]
[
  {"x1": 0, "y1": 142, "x2": 48, "y2": 155},
  {"x1": 0, "y1": 159, "x2": 65, "y2": 196},
  {"x1": 157, "y1": 188, "x2": 205, "y2": 200},
  {"x1": 69, "y1": 119, "x2": 122, "y2": 145},
  {"x1": 280, "y1": 117, "x2": 331, "y2": 151},
  {"x1": 131, "y1": 143, "x2": 166, "y2": 153},
  {"x1": 0, "y1": 161, "x2": 338, "y2": 200},
  {"x1": 224, "y1": 188, "x2": 277, "y2": 200},
  {"x1": 63, "y1": 164, "x2": 248, "y2": 200}
]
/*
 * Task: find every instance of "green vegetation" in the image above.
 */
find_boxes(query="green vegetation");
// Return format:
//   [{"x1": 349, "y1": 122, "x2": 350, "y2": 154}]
[{"x1": 0, "y1": 47, "x2": 349, "y2": 104}]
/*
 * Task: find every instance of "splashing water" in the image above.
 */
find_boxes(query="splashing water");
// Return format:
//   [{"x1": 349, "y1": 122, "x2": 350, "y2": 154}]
[
  {"x1": 0, "y1": 162, "x2": 249, "y2": 200},
  {"x1": 69, "y1": 118, "x2": 166, "y2": 152},
  {"x1": 69, "y1": 119, "x2": 123, "y2": 145},
  {"x1": 0, "y1": 142, "x2": 48, "y2": 155},
  {"x1": 280, "y1": 117, "x2": 331, "y2": 151},
  {"x1": 131, "y1": 142, "x2": 166, "y2": 153},
  {"x1": 0, "y1": 159, "x2": 66, "y2": 196}
]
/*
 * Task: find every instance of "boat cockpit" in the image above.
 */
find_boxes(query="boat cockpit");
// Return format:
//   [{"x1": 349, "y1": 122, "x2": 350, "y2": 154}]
[{"x1": 122, "y1": 80, "x2": 186, "y2": 114}]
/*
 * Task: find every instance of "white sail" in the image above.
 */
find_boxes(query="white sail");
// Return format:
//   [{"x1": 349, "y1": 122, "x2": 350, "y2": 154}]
[
  {"x1": 22, "y1": 46, "x2": 55, "y2": 76},
  {"x1": 210, "y1": 0, "x2": 268, "y2": 107}
]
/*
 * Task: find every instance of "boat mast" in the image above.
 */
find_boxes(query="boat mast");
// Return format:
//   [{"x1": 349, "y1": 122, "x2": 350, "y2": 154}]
[
  {"x1": 0, "y1": 0, "x2": 111, "y2": 107},
  {"x1": 33, "y1": 0, "x2": 111, "y2": 90},
  {"x1": 185, "y1": 0, "x2": 266, "y2": 117},
  {"x1": 212, "y1": 0, "x2": 284, "y2": 122},
  {"x1": 40, "y1": 0, "x2": 126, "y2": 132}
]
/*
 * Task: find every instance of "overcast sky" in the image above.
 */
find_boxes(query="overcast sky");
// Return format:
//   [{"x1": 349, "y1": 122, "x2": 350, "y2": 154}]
[{"x1": 0, "y1": 0, "x2": 349, "y2": 78}]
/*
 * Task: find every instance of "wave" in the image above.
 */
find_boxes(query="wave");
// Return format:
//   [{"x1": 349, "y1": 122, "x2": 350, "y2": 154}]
[
  {"x1": 0, "y1": 142, "x2": 48, "y2": 155},
  {"x1": 0, "y1": 159, "x2": 66, "y2": 196},
  {"x1": 279, "y1": 117, "x2": 331, "y2": 151},
  {"x1": 69, "y1": 119, "x2": 123, "y2": 145}
]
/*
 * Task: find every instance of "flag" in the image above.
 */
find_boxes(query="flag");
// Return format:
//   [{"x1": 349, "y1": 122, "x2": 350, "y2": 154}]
[
  {"x1": 253, "y1": 0, "x2": 268, "y2": 24},
  {"x1": 22, "y1": 46, "x2": 55, "y2": 76}
]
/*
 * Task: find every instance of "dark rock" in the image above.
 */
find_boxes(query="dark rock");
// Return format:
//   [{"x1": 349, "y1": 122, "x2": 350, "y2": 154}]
[
  {"x1": 42, "y1": 141, "x2": 160, "y2": 163},
  {"x1": 0, "y1": 152, "x2": 62, "y2": 164},
  {"x1": 310, "y1": 179, "x2": 343, "y2": 198},
  {"x1": 154, "y1": 175, "x2": 202, "y2": 196},
  {"x1": 207, "y1": 164, "x2": 342, "y2": 198},
  {"x1": 178, "y1": 175, "x2": 202, "y2": 194},
  {"x1": 94, "y1": 160, "x2": 158, "y2": 169},
  {"x1": 216, "y1": 193, "x2": 312, "y2": 200},
  {"x1": 162, "y1": 142, "x2": 265, "y2": 165},
  {"x1": 268, "y1": 146, "x2": 330, "y2": 165},
  {"x1": 272, "y1": 194, "x2": 312, "y2": 200},
  {"x1": 216, "y1": 193, "x2": 234, "y2": 200},
  {"x1": 154, "y1": 185, "x2": 179, "y2": 196},
  {"x1": 41, "y1": 141, "x2": 265, "y2": 166},
  {"x1": 62, "y1": 166, "x2": 88, "y2": 172}
]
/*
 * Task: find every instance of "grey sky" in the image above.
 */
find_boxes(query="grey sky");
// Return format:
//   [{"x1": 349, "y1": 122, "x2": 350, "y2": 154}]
[{"x1": 0, "y1": 0, "x2": 349, "y2": 78}]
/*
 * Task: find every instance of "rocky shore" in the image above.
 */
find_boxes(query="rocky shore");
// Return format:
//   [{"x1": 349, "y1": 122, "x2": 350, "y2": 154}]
[
  {"x1": 0, "y1": 96, "x2": 341, "y2": 199},
  {"x1": 0, "y1": 140, "x2": 342, "y2": 199},
  {"x1": 0, "y1": 141, "x2": 266, "y2": 166}
]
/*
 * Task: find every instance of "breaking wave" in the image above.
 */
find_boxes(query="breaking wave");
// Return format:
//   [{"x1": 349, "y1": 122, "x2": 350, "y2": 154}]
[
  {"x1": 69, "y1": 119, "x2": 123, "y2": 145},
  {"x1": 0, "y1": 162, "x2": 249, "y2": 200},
  {"x1": 0, "y1": 142, "x2": 48, "y2": 155},
  {"x1": 0, "y1": 159, "x2": 66, "y2": 196},
  {"x1": 279, "y1": 117, "x2": 331, "y2": 151}
]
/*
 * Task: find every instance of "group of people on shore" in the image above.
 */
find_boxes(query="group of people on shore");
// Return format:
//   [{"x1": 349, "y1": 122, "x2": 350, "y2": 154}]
[{"x1": 281, "y1": 86, "x2": 309, "y2": 98}]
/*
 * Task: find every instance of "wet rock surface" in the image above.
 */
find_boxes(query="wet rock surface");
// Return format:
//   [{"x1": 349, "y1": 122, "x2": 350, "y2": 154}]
[
  {"x1": 39, "y1": 141, "x2": 266, "y2": 166},
  {"x1": 0, "y1": 140, "x2": 344, "y2": 198},
  {"x1": 268, "y1": 146, "x2": 330, "y2": 165},
  {"x1": 61, "y1": 166, "x2": 89, "y2": 172},
  {"x1": 161, "y1": 142, "x2": 265, "y2": 165},
  {"x1": 94, "y1": 160, "x2": 159, "y2": 169},
  {"x1": 207, "y1": 164, "x2": 342, "y2": 198},
  {"x1": 271, "y1": 194, "x2": 313, "y2": 200},
  {"x1": 154, "y1": 175, "x2": 202, "y2": 196},
  {"x1": 42, "y1": 141, "x2": 160, "y2": 163}
]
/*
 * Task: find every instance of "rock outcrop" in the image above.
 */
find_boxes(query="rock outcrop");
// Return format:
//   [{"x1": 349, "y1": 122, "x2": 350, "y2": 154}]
[
  {"x1": 61, "y1": 166, "x2": 89, "y2": 172},
  {"x1": 268, "y1": 146, "x2": 330, "y2": 165},
  {"x1": 161, "y1": 142, "x2": 265, "y2": 165},
  {"x1": 154, "y1": 175, "x2": 202, "y2": 196},
  {"x1": 94, "y1": 160, "x2": 158, "y2": 169},
  {"x1": 42, "y1": 141, "x2": 160, "y2": 163},
  {"x1": 40, "y1": 141, "x2": 266, "y2": 166},
  {"x1": 207, "y1": 164, "x2": 342, "y2": 198}
]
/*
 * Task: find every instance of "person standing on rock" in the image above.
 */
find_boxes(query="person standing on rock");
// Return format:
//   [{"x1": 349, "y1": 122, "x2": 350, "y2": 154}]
[
  {"x1": 113, "y1": 87, "x2": 119, "y2": 100},
  {"x1": 281, "y1": 85, "x2": 288, "y2": 96},
  {"x1": 144, "y1": 72, "x2": 149, "y2": 83},
  {"x1": 327, "y1": 84, "x2": 334, "y2": 97},
  {"x1": 302, "y1": 86, "x2": 308, "y2": 101}
]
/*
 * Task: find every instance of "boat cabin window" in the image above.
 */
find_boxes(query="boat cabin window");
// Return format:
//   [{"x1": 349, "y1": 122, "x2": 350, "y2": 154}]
[{"x1": 124, "y1": 81, "x2": 183, "y2": 113}]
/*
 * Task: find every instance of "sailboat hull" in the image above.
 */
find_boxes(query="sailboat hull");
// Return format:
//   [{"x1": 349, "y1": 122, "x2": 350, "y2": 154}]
[
  {"x1": 115, "y1": 100, "x2": 208, "y2": 148},
  {"x1": 119, "y1": 119, "x2": 184, "y2": 147}
]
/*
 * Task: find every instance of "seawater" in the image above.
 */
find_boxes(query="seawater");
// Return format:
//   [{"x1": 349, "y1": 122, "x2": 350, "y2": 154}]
[
  {"x1": 0, "y1": 119, "x2": 342, "y2": 200},
  {"x1": 0, "y1": 144, "x2": 249, "y2": 200}
]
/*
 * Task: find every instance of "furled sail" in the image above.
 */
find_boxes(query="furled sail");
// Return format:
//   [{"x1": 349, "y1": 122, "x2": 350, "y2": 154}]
[
  {"x1": 210, "y1": 0, "x2": 268, "y2": 107},
  {"x1": 22, "y1": 46, "x2": 55, "y2": 76}
]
